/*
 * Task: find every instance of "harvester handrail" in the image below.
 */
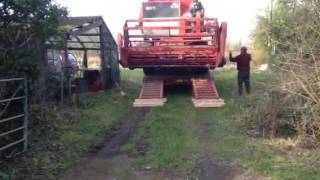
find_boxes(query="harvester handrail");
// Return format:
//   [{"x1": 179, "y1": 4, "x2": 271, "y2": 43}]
[
  {"x1": 124, "y1": 26, "x2": 217, "y2": 31},
  {"x1": 122, "y1": 16, "x2": 220, "y2": 50},
  {"x1": 124, "y1": 17, "x2": 218, "y2": 33},
  {"x1": 126, "y1": 17, "x2": 218, "y2": 23},
  {"x1": 128, "y1": 33, "x2": 216, "y2": 38},
  {"x1": 125, "y1": 26, "x2": 181, "y2": 30},
  {"x1": 128, "y1": 39, "x2": 215, "y2": 43}
]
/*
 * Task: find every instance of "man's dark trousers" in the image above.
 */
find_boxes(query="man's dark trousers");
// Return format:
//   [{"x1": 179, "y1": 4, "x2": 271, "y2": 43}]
[{"x1": 238, "y1": 71, "x2": 250, "y2": 96}]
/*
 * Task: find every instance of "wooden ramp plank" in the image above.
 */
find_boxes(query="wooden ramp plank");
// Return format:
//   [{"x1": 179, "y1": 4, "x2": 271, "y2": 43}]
[
  {"x1": 192, "y1": 99, "x2": 226, "y2": 108},
  {"x1": 133, "y1": 98, "x2": 167, "y2": 107}
]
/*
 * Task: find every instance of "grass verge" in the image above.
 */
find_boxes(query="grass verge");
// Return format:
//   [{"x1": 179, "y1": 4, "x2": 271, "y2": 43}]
[{"x1": 123, "y1": 69, "x2": 320, "y2": 179}]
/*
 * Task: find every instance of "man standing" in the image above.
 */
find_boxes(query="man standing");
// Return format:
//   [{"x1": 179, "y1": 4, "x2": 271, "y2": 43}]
[
  {"x1": 189, "y1": 0, "x2": 205, "y2": 17},
  {"x1": 229, "y1": 47, "x2": 252, "y2": 96}
]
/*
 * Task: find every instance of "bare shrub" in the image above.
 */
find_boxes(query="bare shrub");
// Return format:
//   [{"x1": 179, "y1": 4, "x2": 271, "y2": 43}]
[
  {"x1": 247, "y1": 0, "x2": 320, "y2": 147},
  {"x1": 277, "y1": 54, "x2": 320, "y2": 145},
  {"x1": 240, "y1": 89, "x2": 295, "y2": 138},
  {"x1": 241, "y1": 55, "x2": 320, "y2": 147}
]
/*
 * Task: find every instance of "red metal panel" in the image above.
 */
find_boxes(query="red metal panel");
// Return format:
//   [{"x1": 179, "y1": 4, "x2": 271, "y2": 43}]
[
  {"x1": 180, "y1": 0, "x2": 193, "y2": 14},
  {"x1": 217, "y1": 22, "x2": 228, "y2": 67},
  {"x1": 122, "y1": 45, "x2": 219, "y2": 68},
  {"x1": 142, "y1": 0, "x2": 193, "y2": 15}
]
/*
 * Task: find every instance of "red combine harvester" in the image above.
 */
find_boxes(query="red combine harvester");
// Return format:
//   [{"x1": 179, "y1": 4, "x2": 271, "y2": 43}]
[{"x1": 118, "y1": 0, "x2": 227, "y2": 107}]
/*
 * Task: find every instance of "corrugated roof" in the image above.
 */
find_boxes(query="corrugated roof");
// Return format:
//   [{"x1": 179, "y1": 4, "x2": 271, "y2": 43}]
[{"x1": 54, "y1": 16, "x2": 116, "y2": 50}]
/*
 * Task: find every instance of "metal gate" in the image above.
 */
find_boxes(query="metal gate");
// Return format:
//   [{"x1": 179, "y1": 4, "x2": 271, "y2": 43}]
[{"x1": 0, "y1": 78, "x2": 28, "y2": 153}]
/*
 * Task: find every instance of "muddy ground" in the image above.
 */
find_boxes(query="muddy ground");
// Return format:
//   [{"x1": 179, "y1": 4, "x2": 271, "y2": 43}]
[{"x1": 61, "y1": 108, "x2": 267, "y2": 180}]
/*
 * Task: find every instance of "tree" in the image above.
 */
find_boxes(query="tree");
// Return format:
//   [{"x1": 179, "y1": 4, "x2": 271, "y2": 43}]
[
  {"x1": 251, "y1": 0, "x2": 320, "y2": 142},
  {"x1": 252, "y1": 0, "x2": 320, "y2": 55},
  {"x1": 0, "y1": 0, "x2": 68, "y2": 78}
]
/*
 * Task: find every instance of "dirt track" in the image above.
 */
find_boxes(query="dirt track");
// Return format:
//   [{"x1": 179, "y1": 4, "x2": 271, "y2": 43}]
[
  {"x1": 61, "y1": 107, "x2": 267, "y2": 180},
  {"x1": 61, "y1": 108, "x2": 184, "y2": 180},
  {"x1": 96, "y1": 108, "x2": 150, "y2": 158}
]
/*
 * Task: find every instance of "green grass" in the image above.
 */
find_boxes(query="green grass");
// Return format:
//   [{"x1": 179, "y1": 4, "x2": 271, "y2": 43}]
[
  {"x1": 50, "y1": 91, "x2": 135, "y2": 172},
  {"x1": 2, "y1": 72, "x2": 141, "y2": 180},
  {"x1": 42, "y1": 91, "x2": 135, "y2": 178},
  {"x1": 4, "y1": 69, "x2": 320, "y2": 179},
  {"x1": 124, "y1": 69, "x2": 320, "y2": 179},
  {"x1": 43, "y1": 80, "x2": 143, "y2": 177}
]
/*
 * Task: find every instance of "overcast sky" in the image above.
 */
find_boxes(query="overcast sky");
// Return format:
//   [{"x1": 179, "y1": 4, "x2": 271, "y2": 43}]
[{"x1": 56, "y1": 0, "x2": 270, "y2": 43}]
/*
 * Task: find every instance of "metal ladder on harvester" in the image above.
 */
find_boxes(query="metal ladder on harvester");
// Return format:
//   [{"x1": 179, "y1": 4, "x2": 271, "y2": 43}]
[
  {"x1": 191, "y1": 74, "x2": 225, "y2": 107},
  {"x1": 133, "y1": 76, "x2": 167, "y2": 107},
  {"x1": 133, "y1": 74, "x2": 225, "y2": 108}
]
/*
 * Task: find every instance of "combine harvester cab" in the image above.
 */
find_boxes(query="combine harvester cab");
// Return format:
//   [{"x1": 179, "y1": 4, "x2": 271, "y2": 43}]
[{"x1": 118, "y1": 0, "x2": 227, "y2": 107}]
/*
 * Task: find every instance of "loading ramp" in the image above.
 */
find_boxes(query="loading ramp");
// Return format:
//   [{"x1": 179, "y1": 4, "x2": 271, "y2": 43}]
[{"x1": 133, "y1": 73, "x2": 225, "y2": 108}]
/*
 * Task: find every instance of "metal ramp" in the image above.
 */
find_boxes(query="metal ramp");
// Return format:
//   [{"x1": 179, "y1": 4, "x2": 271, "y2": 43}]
[
  {"x1": 192, "y1": 76, "x2": 225, "y2": 107},
  {"x1": 133, "y1": 74, "x2": 225, "y2": 108},
  {"x1": 133, "y1": 76, "x2": 167, "y2": 107}
]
